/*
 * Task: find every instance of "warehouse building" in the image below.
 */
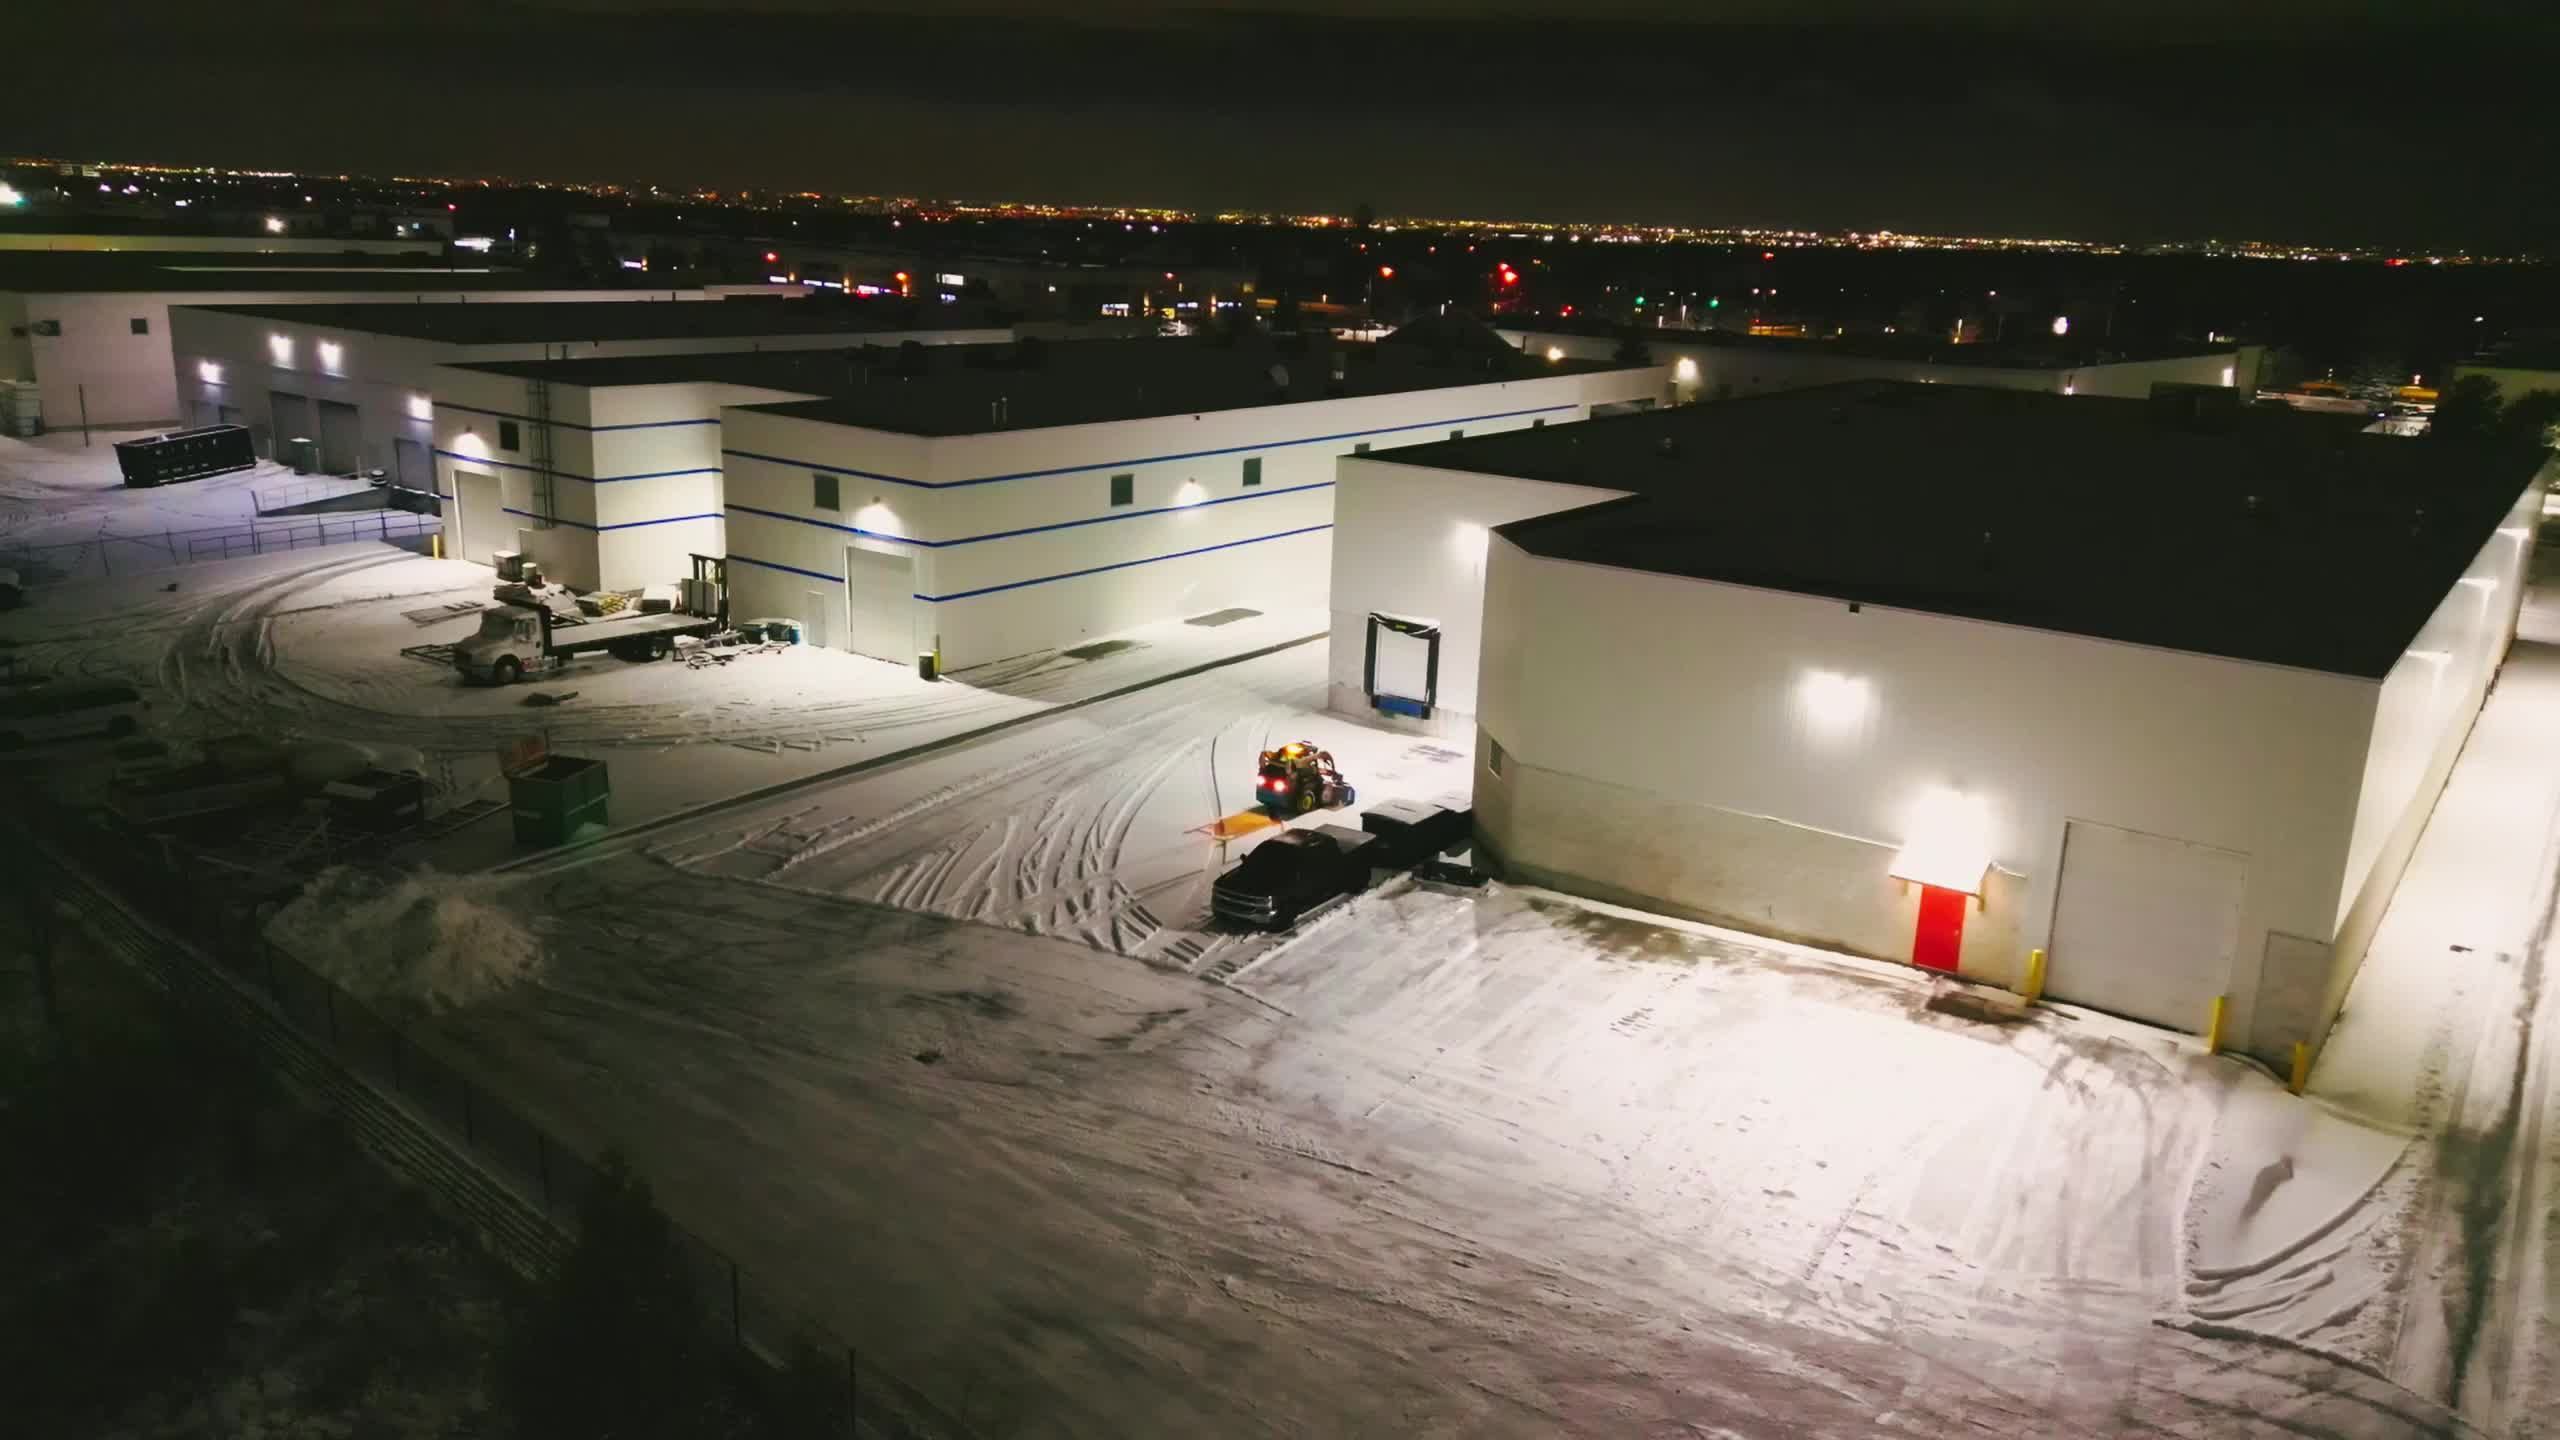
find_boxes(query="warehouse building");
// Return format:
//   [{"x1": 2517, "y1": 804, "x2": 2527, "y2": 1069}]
[
  {"x1": 1365, "y1": 383, "x2": 2547, "y2": 1063},
  {"x1": 1500, "y1": 324, "x2": 2261, "y2": 409},
  {"x1": 175, "y1": 299, "x2": 1003, "y2": 491},
  {"x1": 0, "y1": 250, "x2": 678, "y2": 432},
  {"x1": 704, "y1": 336, "x2": 1656, "y2": 669},
  {"x1": 430, "y1": 347, "x2": 968, "y2": 592}
]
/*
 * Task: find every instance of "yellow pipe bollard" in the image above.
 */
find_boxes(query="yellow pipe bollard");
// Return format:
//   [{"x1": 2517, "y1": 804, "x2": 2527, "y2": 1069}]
[
  {"x1": 2022, "y1": 947, "x2": 2046, "y2": 1004},
  {"x1": 2289, "y1": 1042, "x2": 2311, "y2": 1095},
  {"x1": 2205, "y1": 994, "x2": 2227, "y2": 1055},
  {"x1": 431, "y1": 532, "x2": 443, "y2": 560}
]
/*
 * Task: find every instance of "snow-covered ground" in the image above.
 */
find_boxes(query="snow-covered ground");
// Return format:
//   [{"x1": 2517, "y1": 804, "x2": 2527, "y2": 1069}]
[
  {"x1": 626, "y1": 642, "x2": 1467, "y2": 962},
  {"x1": 412, "y1": 852, "x2": 2465, "y2": 1438},
  {"x1": 29, "y1": 423, "x2": 2560, "y2": 1434},
  {"x1": 401, "y1": 617, "x2": 2512, "y2": 1438},
  {"x1": 0, "y1": 427, "x2": 330, "y2": 580},
  {"x1": 0, "y1": 512, "x2": 1327, "y2": 853},
  {"x1": 2174, "y1": 577, "x2": 2560, "y2": 1438}
]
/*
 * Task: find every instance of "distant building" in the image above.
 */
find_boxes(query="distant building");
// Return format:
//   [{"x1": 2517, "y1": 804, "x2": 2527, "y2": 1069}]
[
  {"x1": 0, "y1": 250, "x2": 695, "y2": 432},
  {"x1": 2455, "y1": 337, "x2": 2560, "y2": 414},
  {"x1": 174, "y1": 298, "x2": 992, "y2": 491},
  {"x1": 1338, "y1": 381, "x2": 2551, "y2": 1066},
  {"x1": 1498, "y1": 323, "x2": 2262, "y2": 406}
]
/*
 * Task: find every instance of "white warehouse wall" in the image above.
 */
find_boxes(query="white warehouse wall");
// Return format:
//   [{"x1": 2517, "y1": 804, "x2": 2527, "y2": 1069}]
[
  {"x1": 722, "y1": 367, "x2": 1658, "y2": 670},
  {"x1": 1473, "y1": 536, "x2": 2381, "y2": 1061},
  {"x1": 2323, "y1": 472, "x2": 2545, "y2": 1043},
  {"x1": 20, "y1": 286, "x2": 669, "y2": 431},
  {"x1": 171, "y1": 304, "x2": 1002, "y2": 482},
  {"x1": 1326, "y1": 456, "x2": 1627, "y2": 726},
  {"x1": 1499, "y1": 328, "x2": 2253, "y2": 405}
]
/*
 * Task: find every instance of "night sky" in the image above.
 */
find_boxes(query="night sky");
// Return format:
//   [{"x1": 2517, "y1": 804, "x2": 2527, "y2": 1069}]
[{"x1": 11, "y1": 1, "x2": 2555, "y2": 250}]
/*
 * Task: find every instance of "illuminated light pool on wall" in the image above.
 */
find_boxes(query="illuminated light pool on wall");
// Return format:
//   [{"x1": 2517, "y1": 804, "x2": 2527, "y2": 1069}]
[
  {"x1": 1890, "y1": 785, "x2": 1995, "y2": 896},
  {"x1": 1796, "y1": 668, "x2": 1873, "y2": 738}
]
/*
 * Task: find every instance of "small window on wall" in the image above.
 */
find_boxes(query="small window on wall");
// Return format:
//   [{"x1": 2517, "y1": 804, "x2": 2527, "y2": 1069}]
[
  {"x1": 1241, "y1": 456, "x2": 1262, "y2": 487},
  {"x1": 498, "y1": 420, "x2": 521, "y2": 451},
  {"x1": 1449, "y1": 429, "x2": 1465, "y2": 441},
  {"x1": 1353, "y1": 442, "x2": 1372, "y2": 455},
  {"x1": 813, "y1": 472, "x2": 841, "y2": 511},
  {"x1": 1109, "y1": 472, "x2": 1134, "y2": 507},
  {"x1": 129, "y1": 317, "x2": 150, "y2": 335},
  {"x1": 1487, "y1": 736, "x2": 1507, "y2": 779},
  {"x1": 1532, "y1": 418, "x2": 1546, "y2": 428}
]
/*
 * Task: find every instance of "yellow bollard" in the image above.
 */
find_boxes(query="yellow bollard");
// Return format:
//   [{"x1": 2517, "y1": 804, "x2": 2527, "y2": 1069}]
[
  {"x1": 2289, "y1": 1041, "x2": 2311, "y2": 1095},
  {"x1": 2021, "y1": 947, "x2": 2046, "y2": 1004},
  {"x1": 431, "y1": 533, "x2": 443, "y2": 560},
  {"x1": 2205, "y1": 994, "x2": 2227, "y2": 1055}
]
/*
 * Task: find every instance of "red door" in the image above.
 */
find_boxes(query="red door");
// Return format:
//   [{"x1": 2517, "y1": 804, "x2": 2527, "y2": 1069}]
[{"x1": 1912, "y1": 884, "x2": 1966, "y2": 972}]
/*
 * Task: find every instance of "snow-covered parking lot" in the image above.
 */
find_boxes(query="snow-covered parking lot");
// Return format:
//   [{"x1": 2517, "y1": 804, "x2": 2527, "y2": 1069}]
[{"x1": 416, "y1": 856, "x2": 2464, "y2": 1438}]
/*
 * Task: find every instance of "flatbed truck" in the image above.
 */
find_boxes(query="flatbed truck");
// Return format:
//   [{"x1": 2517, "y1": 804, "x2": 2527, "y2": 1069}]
[{"x1": 453, "y1": 603, "x2": 722, "y2": 685}]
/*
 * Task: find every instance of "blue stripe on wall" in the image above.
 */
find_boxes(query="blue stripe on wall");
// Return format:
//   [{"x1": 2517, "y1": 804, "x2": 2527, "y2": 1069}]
[
  {"x1": 500, "y1": 508, "x2": 724, "y2": 532},
  {"x1": 919, "y1": 524, "x2": 1334, "y2": 601},
  {"x1": 719, "y1": 402, "x2": 1577, "y2": 490},
  {"x1": 440, "y1": 401, "x2": 721, "y2": 434},
  {"x1": 434, "y1": 449, "x2": 721, "y2": 485},
  {"x1": 728, "y1": 522, "x2": 1334, "y2": 601},
  {"x1": 720, "y1": 480, "x2": 1332, "y2": 550},
  {"x1": 728, "y1": 552, "x2": 844, "y2": 584}
]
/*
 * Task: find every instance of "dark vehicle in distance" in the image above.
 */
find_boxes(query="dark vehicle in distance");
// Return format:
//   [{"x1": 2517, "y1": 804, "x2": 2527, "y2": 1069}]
[{"x1": 1211, "y1": 823, "x2": 1378, "y2": 930}]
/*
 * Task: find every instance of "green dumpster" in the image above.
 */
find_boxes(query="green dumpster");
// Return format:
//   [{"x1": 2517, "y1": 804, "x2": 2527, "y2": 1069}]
[{"x1": 510, "y1": 755, "x2": 609, "y2": 846}]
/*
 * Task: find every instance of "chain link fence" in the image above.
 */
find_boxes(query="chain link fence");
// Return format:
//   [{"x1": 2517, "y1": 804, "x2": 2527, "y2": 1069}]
[
  {"x1": 23, "y1": 811, "x2": 965, "y2": 1440},
  {"x1": 0, "y1": 509, "x2": 442, "y2": 585}
]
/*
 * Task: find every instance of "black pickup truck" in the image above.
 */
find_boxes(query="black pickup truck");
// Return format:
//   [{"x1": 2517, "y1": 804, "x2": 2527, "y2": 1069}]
[{"x1": 1211, "y1": 824, "x2": 1378, "y2": 930}]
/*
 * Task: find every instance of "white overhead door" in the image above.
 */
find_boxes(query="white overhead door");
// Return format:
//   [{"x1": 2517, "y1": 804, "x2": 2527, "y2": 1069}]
[
  {"x1": 2047, "y1": 819, "x2": 2248, "y2": 1034},
  {"x1": 843, "y1": 544, "x2": 915, "y2": 663},
  {"x1": 453, "y1": 469, "x2": 506, "y2": 566}
]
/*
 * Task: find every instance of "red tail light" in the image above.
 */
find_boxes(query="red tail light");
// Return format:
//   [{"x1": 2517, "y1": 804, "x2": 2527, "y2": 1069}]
[{"x1": 1273, "y1": 779, "x2": 1289, "y2": 793}]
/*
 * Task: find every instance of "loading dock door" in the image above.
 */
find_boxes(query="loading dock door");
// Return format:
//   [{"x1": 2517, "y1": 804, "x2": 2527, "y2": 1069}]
[
  {"x1": 843, "y1": 545, "x2": 915, "y2": 663},
  {"x1": 1365, "y1": 613, "x2": 1440, "y2": 717},
  {"x1": 2046, "y1": 820, "x2": 2247, "y2": 1034},
  {"x1": 317, "y1": 399, "x2": 362, "y2": 475},
  {"x1": 270, "y1": 391, "x2": 314, "y2": 464},
  {"x1": 452, "y1": 469, "x2": 505, "y2": 566}
]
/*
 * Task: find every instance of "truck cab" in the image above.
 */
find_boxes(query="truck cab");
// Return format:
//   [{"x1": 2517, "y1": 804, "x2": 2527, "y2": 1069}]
[
  {"x1": 454, "y1": 607, "x2": 545, "y2": 685},
  {"x1": 1211, "y1": 824, "x2": 1378, "y2": 930}
]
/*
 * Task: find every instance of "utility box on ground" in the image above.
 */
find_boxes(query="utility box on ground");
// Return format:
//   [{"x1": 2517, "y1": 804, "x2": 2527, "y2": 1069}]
[
  {"x1": 113, "y1": 424, "x2": 257, "y2": 487},
  {"x1": 509, "y1": 755, "x2": 608, "y2": 847},
  {"x1": 323, "y1": 767, "x2": 428, "y2": 834}
]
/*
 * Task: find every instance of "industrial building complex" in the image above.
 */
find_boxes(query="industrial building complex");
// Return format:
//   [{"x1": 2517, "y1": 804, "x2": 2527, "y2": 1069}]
[
  {"x1": 1338, "y1": 383, "x2": 2547, "y2": 1063},
  {"x1": 177, "y1": 299, "x2": 1002, "y2": 492},
  {"x1": 433, "y1": 334, "x2": 1653, "y2": 663}
]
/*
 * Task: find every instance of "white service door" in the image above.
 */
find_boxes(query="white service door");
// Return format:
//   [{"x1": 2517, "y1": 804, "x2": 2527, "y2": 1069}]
[
  {"x1": 453, "y1": 469, "x2": 506, "y2": 566},
  {"x1": 2047, "y1": 819, "x2": 2248, "y2": 1034},
  {"x1": 844, "y1": 545, "x2": 914, "y2": 663},
  {"x1": 1373, "y1": 623, "x2": 1433, "y2": 703}
]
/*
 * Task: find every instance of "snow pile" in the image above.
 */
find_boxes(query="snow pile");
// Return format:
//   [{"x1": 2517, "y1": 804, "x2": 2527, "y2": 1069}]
[
  {"x1": 266, "y1": 865, "x2": 543, "y2": 1015},
  {"x1": 2178, "y1": 1079, "x2": 2407, "y2": 1349}
]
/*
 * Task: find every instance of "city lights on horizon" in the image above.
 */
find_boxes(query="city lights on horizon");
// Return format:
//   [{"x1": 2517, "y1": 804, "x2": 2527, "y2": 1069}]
[{"x1": 0, "y1": 152, "x2": 2531, "y2": 267}]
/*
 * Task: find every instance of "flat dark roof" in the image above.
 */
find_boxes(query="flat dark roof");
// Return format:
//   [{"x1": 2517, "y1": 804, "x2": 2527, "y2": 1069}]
[
  {"x1": 454, "y1": 344, "x2": 954, "y2": 389},
  {"x1": 1383, "y1": 382, "x2": 2545, "y2": 678},
  {"x1": 187, "y1": 297, "x2": 964, "y2": 345},
  {"x1": 0, "y1": 250, "x2": 561, "y2": 294},
  {"x1": 722, "y1": 337, "x2": 1638, "y2": 435},
  {"x1": 1518, "y1": 321, "x2": 2236, "y2": 371}
]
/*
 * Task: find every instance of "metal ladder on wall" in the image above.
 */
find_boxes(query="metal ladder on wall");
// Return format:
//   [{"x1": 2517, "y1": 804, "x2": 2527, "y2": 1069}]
[{"x1": 524, "y1": 372, "x2": 557, "y2": 530}]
